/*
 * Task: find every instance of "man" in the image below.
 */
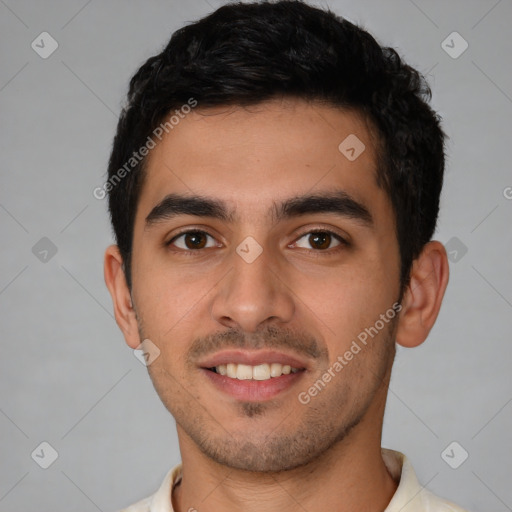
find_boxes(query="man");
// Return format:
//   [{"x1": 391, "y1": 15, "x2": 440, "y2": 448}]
[{"x1": 103, "y1": 1, "x2": 469, "y2": 510}]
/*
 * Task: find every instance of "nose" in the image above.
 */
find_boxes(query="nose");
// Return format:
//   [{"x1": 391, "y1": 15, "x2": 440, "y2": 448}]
[{"x1": 210, "y1": 242, "x2": 295, "y2": 333}]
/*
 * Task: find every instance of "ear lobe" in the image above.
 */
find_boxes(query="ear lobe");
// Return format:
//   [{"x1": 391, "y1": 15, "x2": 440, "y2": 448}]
[
  {"x1": 104, "y1": 245, "x2": 141, "y2": 349},
  {"x1": 395, "y1": 240, "x2": 450, "y2": 348}
]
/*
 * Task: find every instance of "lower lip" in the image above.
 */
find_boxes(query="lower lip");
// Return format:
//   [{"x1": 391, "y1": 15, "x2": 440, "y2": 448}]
[{"x1": 201, "y1": 368, "x2": 305, "y2": 401}]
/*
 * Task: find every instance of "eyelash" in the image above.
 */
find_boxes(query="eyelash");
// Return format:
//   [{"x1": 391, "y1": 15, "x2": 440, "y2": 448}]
[{"x1": 165, "y1": 228, "x2": 349, "y2": 256}]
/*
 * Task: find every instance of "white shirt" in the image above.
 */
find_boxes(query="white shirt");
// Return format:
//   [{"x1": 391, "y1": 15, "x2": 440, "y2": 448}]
[{"x1": 119, "y1": 448, "x2": 470, "y2": 512}]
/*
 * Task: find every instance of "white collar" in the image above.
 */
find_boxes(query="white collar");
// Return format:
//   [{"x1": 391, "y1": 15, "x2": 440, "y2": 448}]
[{"x1": 121, "y1": 448, "x2": 468, "y2": 512}]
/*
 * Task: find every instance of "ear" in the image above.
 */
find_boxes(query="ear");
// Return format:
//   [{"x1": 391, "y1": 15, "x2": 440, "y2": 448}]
[
  {"x1": 104, "y1": 245, "x2": 141, "y2": 349},
  {"x1": 395, "y1": 240, "x2": 450, "y2": 348}
]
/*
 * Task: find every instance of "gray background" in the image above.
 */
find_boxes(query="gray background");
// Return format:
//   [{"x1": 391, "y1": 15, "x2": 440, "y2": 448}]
[{"x1": 0, "y1": 0, "x2": 511, "y2": 511}]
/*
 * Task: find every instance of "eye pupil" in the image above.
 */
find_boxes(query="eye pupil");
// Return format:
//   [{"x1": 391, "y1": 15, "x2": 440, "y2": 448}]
[
  {"x1": 310, "y1": 232, "x2": 331, "y2": 250},
  {"x1": 185, "y1": 232, "x2": 207, "y2": 249}
]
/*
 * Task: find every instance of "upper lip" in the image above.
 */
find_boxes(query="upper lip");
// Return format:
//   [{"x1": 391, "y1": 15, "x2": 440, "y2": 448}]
[{"x1": 198, "y1": 350, "x2": 310, "y2": 370}]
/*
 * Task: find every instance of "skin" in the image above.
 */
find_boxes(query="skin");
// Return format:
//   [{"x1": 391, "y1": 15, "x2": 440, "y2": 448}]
[{"x1": 104, "y1": 98, "x2": 449, "y2": 512}]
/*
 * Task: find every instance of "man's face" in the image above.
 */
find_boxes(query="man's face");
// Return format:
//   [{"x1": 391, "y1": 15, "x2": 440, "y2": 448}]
[{"x1": 129, "y1": 99, "x2": 402, "y2": 471}]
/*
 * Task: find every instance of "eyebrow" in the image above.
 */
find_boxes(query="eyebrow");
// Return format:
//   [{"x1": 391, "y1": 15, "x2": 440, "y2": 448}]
[{"x1": 145, "y1": 190, "x2": 373, "y2": 228}]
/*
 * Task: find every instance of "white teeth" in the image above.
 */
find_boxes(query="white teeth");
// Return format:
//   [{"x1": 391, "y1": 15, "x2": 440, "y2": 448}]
[
  {"x1": 270, "y1": 363, "x2": 283, "y2": 377},
  {"x1": 253, "y1": 363, "x2": 270, "y2": 380},
  {"x1": 236, "y1": 364, "x2": 253, "y2": 380},
  {"x1": 226, "y1": 363, "x2": 237, "y2": 378},
  {"x1": 213, "y1": 362, "x2": 301, "y2": 380}
]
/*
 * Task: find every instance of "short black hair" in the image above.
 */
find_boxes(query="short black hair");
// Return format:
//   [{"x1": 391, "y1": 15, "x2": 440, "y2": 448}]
[{"x1": 106, "y1": 0, "x2": 445, "y2": 294}]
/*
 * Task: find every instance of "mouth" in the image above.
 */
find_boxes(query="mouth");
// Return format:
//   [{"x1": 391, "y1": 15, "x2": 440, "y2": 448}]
[
  {"x1": 206, "y1": 362, "x2": 302, "y2": 380},
  {"x1": 199, "y1": 350, "x2": 308, "y2": 401}
]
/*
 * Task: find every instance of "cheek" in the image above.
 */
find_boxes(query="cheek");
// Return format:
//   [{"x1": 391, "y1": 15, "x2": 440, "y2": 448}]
[
  {"x1": 133, "y1": 267, "x2": 222, "y2": 362},
  {"x1": 294, "y1": 258, "x2": 397, "y2": 354},
  {"x1": 133, "y1": 255, "x2": 206, "y2": 325},
  {"x1": 131, "y1": 282, "x2": 200, "y2": 375}
]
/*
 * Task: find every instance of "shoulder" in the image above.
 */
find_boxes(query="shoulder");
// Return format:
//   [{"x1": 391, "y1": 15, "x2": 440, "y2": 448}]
[
  {"x1": 381, "y1": 448, "x2": 472, "y2": 512},
  {"x1": 419, "y1": 488, "x2": 472, "y2": 512},
  {"x1": 116, "y1": 463, "x2": 182, "y2": 512},
  {"x1": 118, "y1": 496, "x2": 152, "y2": 512}
]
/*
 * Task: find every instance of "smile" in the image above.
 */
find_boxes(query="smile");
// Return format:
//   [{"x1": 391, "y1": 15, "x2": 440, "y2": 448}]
[
  {"x1": 199, "y1": 350, "x2": 309, "y2": 401},
  {"x1": 209, "y1": 363, "x2": 301, "y2": 380}
]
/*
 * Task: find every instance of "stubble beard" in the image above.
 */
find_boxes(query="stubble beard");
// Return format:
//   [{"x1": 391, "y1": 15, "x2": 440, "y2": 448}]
[{"x1": 146, "y1": 319, "x2": 397, "y2": 473}]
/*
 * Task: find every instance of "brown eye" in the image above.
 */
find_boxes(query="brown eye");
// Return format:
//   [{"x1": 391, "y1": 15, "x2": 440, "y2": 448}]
[
  {"x1": 168, "y1": 230, "x2": 217, "y2": 250},
  {"x1": 293, "y1": 230, "x2": 345, "y2": 251},
  {"x1": 309, "y1": 232, "x2": 331, "y2": 250}
]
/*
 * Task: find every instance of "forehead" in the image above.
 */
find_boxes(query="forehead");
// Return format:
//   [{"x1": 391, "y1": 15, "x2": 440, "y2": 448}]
[{"x1": 137, "y1": 99, "x2": 390, "y2": 226}]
